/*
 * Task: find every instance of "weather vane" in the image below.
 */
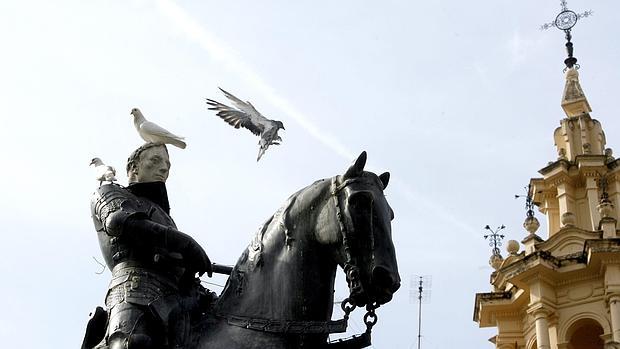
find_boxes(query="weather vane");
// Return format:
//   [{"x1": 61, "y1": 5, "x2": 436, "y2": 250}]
[
  {"x1": 540, "y1": 1, "x2": 593, "y2": 70},
  {"x1": 484, "y1": 225, "x2": 506, "y2": 256},
  {"x1": 515, "y1": 184, "x2": 539, "y2": 218},
  {"x1": 597, "y1": 172, "x2": 611, "y2": 203}
]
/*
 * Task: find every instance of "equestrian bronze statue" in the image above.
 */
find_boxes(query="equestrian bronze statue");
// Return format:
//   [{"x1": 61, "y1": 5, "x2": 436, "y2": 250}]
[{"x1": 83, "y1": 148, "x2": 400, "y2": 349}]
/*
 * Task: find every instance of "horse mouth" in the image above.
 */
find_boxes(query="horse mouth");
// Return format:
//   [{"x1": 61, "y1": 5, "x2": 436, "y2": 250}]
[
  {"x1": 346, "y1": 268, "x2": 400, "y2": 307},
  {"x1": 371, "y1": 283, "x2": 400, "y2": 304},
  {"x1": 369, "y1": 266, "x2": 401, "y2": 305},
  {"x1": 348, "y1": 282, "x2": 400, "y2": 306}
]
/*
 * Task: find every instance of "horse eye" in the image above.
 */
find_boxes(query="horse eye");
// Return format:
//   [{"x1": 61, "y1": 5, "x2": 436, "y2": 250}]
[{"x1": 348, "y1": 192, "x2": 372, "y2": 207}]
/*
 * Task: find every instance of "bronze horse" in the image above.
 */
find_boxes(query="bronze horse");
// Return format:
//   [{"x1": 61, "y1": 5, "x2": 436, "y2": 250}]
[{"x1": 195, "y1": 152, "x2": 400, "y2": 348}]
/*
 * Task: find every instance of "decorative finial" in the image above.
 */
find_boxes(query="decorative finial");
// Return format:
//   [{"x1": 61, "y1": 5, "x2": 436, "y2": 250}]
[
  {"x1": 506, "y1": 240, "x2": 520, "y2": 255},
  {"x1": 605, "y1": 148, "x2": 615, "y2": 164},
  {"x1": 540, "y1": 1, "x2": 593, "y2": 70},
  {"x1": 484, "y1": 225, "x2": 506, "y2": 257},
  {"x1": 597, "y1": 172, "x2": 615, "y2": 219},
  {"x1": 516, "y1": 184, "x2": 541, "y2": 235},
  {"x1": 597, "y1": 172, "x2": 611, "y2": 204},
  {"x1": 515, "y1": 184, "x2": 538, "y2": 218}
]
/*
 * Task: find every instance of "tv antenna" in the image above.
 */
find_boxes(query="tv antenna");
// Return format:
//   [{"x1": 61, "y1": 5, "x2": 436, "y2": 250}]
[{"x1": 410, "y1": 275, "x2": 432, "y2": 349}]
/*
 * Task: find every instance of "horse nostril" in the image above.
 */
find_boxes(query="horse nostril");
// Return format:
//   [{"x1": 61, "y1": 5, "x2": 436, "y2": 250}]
[
  {"x1": 372, "y1": 266, "x2": 398, "y2": 291},
  {"x1": 390, "y1": 281, "x2": 401, "y2": 293}
]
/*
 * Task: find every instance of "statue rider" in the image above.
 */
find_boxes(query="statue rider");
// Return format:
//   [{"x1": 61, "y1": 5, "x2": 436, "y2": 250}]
[{"x1": 83, "y1": 143, "x2": 213, "y2": 349}]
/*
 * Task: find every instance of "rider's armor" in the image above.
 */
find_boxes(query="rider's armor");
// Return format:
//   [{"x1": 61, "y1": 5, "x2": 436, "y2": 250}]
[{"x1": 89, "y1": 182, "x2": 209, "y2": 349}]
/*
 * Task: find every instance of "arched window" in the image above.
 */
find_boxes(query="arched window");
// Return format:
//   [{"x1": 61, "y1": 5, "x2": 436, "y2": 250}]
[{"x1": 566, "y1": 318, "x2": 604, "y2": 349}]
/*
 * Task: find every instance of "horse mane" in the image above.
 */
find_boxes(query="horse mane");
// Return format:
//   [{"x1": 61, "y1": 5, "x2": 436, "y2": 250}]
[{"x1": 241, "y1": 177, "x2": 334, "y2": 271}]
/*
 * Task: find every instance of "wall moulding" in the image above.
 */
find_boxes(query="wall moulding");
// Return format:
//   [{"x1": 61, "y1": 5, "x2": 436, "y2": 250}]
[{"x1": 567, "y1": 283, "x2": 594, "y2": 301}]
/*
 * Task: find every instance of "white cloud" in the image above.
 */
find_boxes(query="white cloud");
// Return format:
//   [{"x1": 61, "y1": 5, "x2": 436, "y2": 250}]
[
  {"x1": 156, "y1": 0, "x2": 354, "y2": 160},
  {"x1": 154, "y1": 0, "x2": 482, "y2": 237}
]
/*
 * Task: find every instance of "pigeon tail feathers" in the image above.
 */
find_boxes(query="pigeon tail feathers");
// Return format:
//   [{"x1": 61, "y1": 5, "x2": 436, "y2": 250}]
[
  {"x1": 257, "y1": 147, "x2": 266, "y2": 161},
  {"x1": 166, "y1": 138, "x2": 187, "y2": 149}
]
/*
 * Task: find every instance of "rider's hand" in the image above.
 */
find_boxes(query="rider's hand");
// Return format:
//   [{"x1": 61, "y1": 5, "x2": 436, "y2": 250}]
[{"x1": 183, "y1": 238, "x2": 213, "y2": 277}]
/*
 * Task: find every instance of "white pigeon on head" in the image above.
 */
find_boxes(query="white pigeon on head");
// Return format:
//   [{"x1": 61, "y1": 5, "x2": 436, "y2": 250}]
[
  {"x1": 206, "y1": 87, "x2": 285, "y2": 161},
  {"x1": 90, "y1": 157, "x2": 117, "y2": 186},
  {"x1": 130, "y1": 108, "x2": 187, "y2": 149}
]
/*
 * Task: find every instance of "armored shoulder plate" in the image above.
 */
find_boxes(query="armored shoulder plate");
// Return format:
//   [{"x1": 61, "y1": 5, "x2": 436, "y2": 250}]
[{"x1": 91, "y1": 184, "x2": 149, "y2": 236}]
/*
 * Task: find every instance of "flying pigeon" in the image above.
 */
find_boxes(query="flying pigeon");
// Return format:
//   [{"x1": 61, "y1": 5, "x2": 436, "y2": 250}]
[
  {"x1": 90, "y1": 157, "x2": 117, "y2": 186},
  {"x1": 130, "y1": 108, "x2": 187, "y2": 149},
  {"x1": 206, "y1": 88, "x2": 285, "y2": 161}
]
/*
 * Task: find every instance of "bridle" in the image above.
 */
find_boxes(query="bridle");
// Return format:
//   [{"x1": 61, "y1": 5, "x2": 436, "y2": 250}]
[
  {"x1": 330, "y1": 175, "x2": 372, "y2": 304},
  {"x1": 328, "y1": 176, "x2": 380, "y2": 347}
]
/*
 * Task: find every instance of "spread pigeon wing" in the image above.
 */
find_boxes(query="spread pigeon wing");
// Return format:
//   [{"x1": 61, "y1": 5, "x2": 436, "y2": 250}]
[
  {"x1": 218, "y1": 87, "x2": 273, "y2": 130},
  {"x1": 206, "y1": 99, "x2": 265, "y2": 136},
  {"x1": 218, "y1": 87, "x2": 262, "y2": 117}
]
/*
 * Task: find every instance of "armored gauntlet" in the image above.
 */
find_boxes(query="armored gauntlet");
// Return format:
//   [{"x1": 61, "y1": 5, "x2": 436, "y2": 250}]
[{"x1": 124, "y1": 218, "x2": 213, "y2": 277}]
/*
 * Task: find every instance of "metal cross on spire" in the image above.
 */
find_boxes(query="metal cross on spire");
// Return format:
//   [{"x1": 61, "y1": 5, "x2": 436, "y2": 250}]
[
  {"x1": 484, "y1": 225, "x2": 506, "y2": 256},
  {"x1": 540, "y1": 0, "x2": 593, "y2": 70}
]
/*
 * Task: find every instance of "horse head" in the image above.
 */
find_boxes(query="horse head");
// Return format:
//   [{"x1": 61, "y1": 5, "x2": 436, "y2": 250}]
[
  {"x1": 197, "y1": 152, "x2": 400, "y2": 349},
  {"x1": 319, "y1": 151, "x2": 400, "y2": 307}
]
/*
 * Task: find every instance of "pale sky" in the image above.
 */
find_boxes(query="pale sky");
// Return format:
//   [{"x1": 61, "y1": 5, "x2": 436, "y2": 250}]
[{"x1": 1, "y1": 1, "x2": 620, "y2": 348}]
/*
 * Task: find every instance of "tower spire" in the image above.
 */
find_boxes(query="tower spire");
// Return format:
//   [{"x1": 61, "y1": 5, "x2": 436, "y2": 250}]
[
  {"x1": 552, "y1": 65, "x2": 603, "y2": 160},
  {"x1": 560, "y1": 68, "x2": 591, "y2": 117}
]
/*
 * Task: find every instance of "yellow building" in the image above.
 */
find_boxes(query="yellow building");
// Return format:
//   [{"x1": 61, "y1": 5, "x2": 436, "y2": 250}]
[{"x1": 473, "y1": 64, "x2": 620, "y2": 348}]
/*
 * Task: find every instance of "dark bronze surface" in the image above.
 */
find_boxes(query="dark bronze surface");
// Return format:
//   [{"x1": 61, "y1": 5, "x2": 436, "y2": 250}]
[
  {"x1": 84, "y1": 144, "x2": 213, "y2": 349},
  {"x1": 84, "y1": 150, "x2": 399, "y2": 349},
  {"x1": 194, "y1": 151, "x2": 399, "y2": 349}
]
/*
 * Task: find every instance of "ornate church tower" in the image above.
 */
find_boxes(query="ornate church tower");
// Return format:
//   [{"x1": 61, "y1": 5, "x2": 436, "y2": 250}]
[{"x1": 473, "y1": 5, "x2": 620, "y2": 349}]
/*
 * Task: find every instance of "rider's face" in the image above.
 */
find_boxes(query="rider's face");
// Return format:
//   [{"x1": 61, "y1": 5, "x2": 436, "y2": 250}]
[{"x1": 135, "y1": 146, "x2": 171, "y2": 183}]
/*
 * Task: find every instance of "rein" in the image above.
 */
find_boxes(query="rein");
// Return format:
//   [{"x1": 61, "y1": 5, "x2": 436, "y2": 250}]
[
  {"x1": 326, "y1": 299, "x2": 379, "y2": 348},
  {"x1": 216, "y1": 299, "x2": 379, "y2": 346},
  {"x1": 217, "y1": 313, "x2": 348, "y2": 334}
]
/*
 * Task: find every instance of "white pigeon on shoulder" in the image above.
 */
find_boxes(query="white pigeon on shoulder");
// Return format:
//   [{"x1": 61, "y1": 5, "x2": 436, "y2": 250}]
[
  {"x1": 206, "y1": 87, "x2": 285, "y2": 161},
  {"x1": 130, "y1": 108, "x2": 187, "y2": 149},
  {"x1": 90, "y1": 157, "x2": 117, "y2": 186}
]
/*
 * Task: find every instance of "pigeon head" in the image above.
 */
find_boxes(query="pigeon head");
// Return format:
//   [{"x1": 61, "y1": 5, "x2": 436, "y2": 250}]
[
  {"x1": 130, "y1": 108, "x2": 143, "y2": 119},
  {"x1": 90, "y1": 157, "x2": 103, "y2": 166},
  {"x1": 276, "y1": 121, "x2": 285, "y2": 130}
]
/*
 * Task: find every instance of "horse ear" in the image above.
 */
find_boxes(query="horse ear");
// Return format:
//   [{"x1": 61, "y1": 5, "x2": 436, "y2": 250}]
[
  {"x1": 344, "y1": 151, "x2": 367, "y2": 179},
  {"x1": 379, "y1": 172, "x2": 390, "y2": 189}
]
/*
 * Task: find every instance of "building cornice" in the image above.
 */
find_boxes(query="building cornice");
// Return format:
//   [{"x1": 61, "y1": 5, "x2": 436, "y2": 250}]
[{"x1": 539, "y1": 159, "x2": 571, "y2": 176}]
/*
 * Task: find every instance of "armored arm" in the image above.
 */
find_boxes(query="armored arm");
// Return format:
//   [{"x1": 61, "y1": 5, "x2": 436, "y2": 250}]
[
  {"x1": 91, "y1": 184, "x2": 212, "y2": 276},
  {"x1": 124, "y1": 217, "x2": 212, "y2": 277}
]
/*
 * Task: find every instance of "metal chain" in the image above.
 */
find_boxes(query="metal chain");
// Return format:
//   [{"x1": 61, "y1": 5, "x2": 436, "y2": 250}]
[
  {"x1": 341, "y1": 297, "x2": 357, "y2": 320},
  {"x1": 363, "y1": 302, "x2": 379, "y2": 333}
]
